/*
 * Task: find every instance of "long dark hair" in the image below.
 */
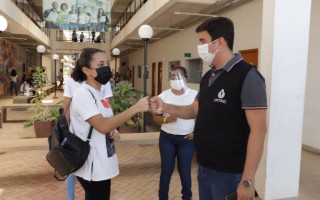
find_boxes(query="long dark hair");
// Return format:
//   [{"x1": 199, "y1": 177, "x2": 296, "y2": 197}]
[
  {"x1": 10, "y1": 68, "x2": 16, "y2": 76},
  {"x1": 71, "y1": 48, "x2": 104, "y2": 82}
]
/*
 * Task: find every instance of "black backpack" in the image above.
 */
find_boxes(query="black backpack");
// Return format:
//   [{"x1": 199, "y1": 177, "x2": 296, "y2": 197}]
[{"x1": 46, "y1": 90, "x2": 96, "y2": 181}]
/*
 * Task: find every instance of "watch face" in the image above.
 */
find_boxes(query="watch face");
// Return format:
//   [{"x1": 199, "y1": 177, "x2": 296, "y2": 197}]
[{"x1": 242, "y1": 180, "x2": 250, "y2": 187}]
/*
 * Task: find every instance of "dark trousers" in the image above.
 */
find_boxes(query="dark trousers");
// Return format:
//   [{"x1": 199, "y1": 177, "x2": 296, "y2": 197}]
[
  {"x1": 77, "y1": 177, "x2": 111, "y2": 200},
  {"x1": 10, "y1": 81, "x2": 18, "y2": 96},
  {"x1": 158, "y1": 130, "x2": 194, "y2": 200}
]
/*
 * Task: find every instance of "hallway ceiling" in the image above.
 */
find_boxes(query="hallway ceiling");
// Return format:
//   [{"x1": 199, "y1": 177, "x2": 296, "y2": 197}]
[{"x1": 111, "y1": 0, "x2": 253, "y2": 54}]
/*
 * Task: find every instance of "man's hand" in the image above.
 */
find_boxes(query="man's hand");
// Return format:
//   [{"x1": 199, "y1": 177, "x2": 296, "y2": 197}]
[
  {"x1": 150, "y1": 97, "x2": 164, "y2": 113},
  {"x1": 236, "y1": 183, "x2": 255, "y2": 200}
]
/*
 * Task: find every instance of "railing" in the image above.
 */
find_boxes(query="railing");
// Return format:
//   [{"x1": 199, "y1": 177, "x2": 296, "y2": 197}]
[
  {"x1": 56, "y1": 30, "x2": 105, "y2": 43},
  {"x1": 11, "y1": 0, "x2": 50, "y2": 37},
  {"x1": 111, "y1": 0, "x2": 148, "y2": 41}
]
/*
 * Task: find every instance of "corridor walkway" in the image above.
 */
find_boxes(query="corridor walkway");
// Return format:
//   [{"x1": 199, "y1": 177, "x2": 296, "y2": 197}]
[{"x1": 0, "y1": 90, "x2": 319, "y2": 199}]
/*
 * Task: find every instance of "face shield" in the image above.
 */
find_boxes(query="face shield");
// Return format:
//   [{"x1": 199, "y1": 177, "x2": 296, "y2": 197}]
[{"x1": 169, "y1": 72, "x2": 188, "y2": 91}]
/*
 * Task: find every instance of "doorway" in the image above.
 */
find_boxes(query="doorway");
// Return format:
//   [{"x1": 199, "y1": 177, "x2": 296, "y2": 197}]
[{"x1": 239, "y1": 48, "x2": 259, "y2": 68}]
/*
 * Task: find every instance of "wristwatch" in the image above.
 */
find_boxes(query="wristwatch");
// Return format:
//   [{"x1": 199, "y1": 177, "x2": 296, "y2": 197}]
[{"x1": 241, "y1": 179, "x2": 254, "y2": 188}]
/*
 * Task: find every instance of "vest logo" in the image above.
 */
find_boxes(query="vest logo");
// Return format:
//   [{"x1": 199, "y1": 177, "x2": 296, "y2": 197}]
[
  {"x1": 218, "y1": 89, "x2": 225, "y2": 98},
  {"x1": 213, "y1": 89, "x2": 227, "y2": 104}
]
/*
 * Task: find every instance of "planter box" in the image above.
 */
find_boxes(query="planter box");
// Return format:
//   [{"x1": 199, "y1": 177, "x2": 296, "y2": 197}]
[
  {"x1": 119, "y1": 124, "x2": 138, "y2": 133},
  {"x1": 34, "y1": 121, "x2": 55, "y2": 138}
]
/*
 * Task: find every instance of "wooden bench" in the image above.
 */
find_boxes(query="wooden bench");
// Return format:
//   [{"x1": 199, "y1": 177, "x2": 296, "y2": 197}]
[
  {"x1": 1, "y1": 104, "x2": 55, "y2": 123},
  {"x1": 43, "y1": 84, "x2": 55, "y2": 96},
  {"x1": 13, "y1": 96, "x2": 33, "y2": 104}
]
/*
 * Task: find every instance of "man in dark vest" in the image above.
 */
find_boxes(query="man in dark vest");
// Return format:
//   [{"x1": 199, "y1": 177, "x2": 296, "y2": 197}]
[{"x1": 150, "y1": 17, "x2": 267, "y2": 200}]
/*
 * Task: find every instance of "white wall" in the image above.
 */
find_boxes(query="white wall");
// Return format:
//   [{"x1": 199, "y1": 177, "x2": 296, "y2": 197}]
[{"x1": 303, "y1": 0, "x2": 320, "y2": 151}]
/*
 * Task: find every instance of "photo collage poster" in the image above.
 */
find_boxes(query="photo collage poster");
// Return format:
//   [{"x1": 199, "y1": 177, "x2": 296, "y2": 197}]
[{"x1": 43, "y1": 0, "x2": 111, "y2": 32}]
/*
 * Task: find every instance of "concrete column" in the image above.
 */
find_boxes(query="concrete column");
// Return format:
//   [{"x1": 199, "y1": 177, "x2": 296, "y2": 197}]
[{"x1": 258, "y1": 0, "x2": 312, "y2": 199}]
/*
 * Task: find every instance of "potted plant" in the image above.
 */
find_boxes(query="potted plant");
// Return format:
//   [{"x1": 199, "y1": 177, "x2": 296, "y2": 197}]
[
  {"x1": 23, "y1": 66, "x2": 62, "y2": 138},
  {"x1": 111, "y1": 81, "x2": 144, "y2": 133}
]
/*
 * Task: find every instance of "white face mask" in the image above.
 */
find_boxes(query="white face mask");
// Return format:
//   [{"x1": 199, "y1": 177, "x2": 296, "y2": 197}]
[
  {"x1": 197, "y1": 39, "x2": 220, "y2": 64},
  {"x1": 170, "y1": 80, "x2": 185, "y2": 91}
]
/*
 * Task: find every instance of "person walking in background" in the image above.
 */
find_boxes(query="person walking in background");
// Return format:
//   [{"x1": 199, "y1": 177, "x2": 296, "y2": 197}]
[
  {"x1": 79, "y1": 32, "x2": 85, "y2": 42},
  {"x1": 153, "y1": 66, "x2": 197, "y2": 200},
  {"x1": 91, "y1": 31, "x2": 96, "y2": 43},
  {"x1": 67, "y1": 48, "x2": 149, "y2": 200},
  {"x1": 58, "y1": 3, "x2": 69, "y2": 30},
  {"x1": 72, "y1": 31, "x2": 77, "y2": 42},
  {"x1": 9, "y1": 68, "x2": 18, "y2": 98},
  {"x1": 57, "y1": 69, "x2": 64, "y2": 90},
  {"x1": 150, "y1": 17, "x2": 267, "y2": 200}
]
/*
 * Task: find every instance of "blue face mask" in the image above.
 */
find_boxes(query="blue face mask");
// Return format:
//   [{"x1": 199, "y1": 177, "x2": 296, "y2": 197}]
[{"x1": 93, "y1": 66, "x2": 111, "y2": 85}]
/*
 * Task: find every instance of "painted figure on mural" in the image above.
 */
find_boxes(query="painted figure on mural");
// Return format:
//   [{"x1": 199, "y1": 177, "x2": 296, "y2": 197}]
[{"x1": 0, "y1": 40, "x2": 17, "y2": 94}]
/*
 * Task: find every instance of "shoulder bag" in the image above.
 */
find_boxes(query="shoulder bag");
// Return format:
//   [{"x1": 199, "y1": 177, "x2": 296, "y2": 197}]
[{"x1": 46, "y1": 89, "x2": 97, "y2": 181}]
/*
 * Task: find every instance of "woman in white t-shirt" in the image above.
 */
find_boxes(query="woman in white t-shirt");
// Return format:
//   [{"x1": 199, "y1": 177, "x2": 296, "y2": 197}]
[
  {"x1": 153, "y1": 66, "x2": 197, "y2": 200},
  {"x1": 69, "y1": 48, "x2": 149, "y2": 200},
  {"x1": 20, "y1": 78, "x2": 35, "y2": 96},
  {"x1": 64, "y1": 76, "x2": 113, "y2": 200}
]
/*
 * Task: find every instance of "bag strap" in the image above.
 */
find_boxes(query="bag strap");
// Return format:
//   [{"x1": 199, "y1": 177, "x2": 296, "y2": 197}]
[
  {"x1": 63, "y1": 98, "x2": 73, "y2": 116},
  {"x1": 86, "y1": 88, "x2": 98, "y2": 141}
]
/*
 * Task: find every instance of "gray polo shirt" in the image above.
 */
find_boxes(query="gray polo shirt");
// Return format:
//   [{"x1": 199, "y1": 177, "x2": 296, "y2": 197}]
[{"x1": 195, "y1": 53, "x2": 267, "y2": 109}]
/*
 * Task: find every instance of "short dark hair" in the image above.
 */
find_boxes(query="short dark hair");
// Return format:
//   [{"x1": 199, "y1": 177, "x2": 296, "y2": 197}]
[
  {"x1": 71, "y1": 48, "x2": 104, "y2": 82},
  {"x1": 60, "y1": 3, "x2": 68, "y2": 10},
  {"x1": 196, "y1": 17, "x2": 234, "y2": 51},
  {"x1": 171, "y1": 66, "x2": 187, "y2": 78}
]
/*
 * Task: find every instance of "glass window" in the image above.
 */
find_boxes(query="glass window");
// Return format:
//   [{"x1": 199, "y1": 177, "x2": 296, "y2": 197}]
[{"x1": 186, "y1": 58, "x2": 203, "y2": 83}]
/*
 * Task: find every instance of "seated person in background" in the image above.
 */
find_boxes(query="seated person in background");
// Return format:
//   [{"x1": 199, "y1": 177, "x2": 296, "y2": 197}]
[
  {"x1": 95, "y1": 34, "x2": 101, "y2": 43},
  {"x1": 20, "y1": 78, "x2": 35, "y2": 96}
]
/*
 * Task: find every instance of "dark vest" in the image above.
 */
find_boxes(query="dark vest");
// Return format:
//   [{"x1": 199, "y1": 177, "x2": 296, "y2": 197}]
[{"x1": 194, "y1": 61, "x2": 253, "y2": 173}]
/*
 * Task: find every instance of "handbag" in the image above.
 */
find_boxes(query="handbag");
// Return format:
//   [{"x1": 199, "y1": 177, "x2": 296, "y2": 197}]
[{"x1": 46, "y1": 89, "x2": 96, "y2": 181}]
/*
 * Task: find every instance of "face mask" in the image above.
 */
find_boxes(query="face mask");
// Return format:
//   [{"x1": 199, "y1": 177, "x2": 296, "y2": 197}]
[
  {"x1": 93, "y1": 66, "x2": 111, "y2": 85},
  {"x1": 197, "y1": 39, "x2": 220, "y2": 64},
  {"x1": 170, "y1": 80, "x2": 185, "y2": 91}
]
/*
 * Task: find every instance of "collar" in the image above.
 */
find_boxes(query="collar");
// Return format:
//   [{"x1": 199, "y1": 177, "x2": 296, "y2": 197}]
[{"x1": 209, "y1": 53, "x2": 243, "y2": 73}]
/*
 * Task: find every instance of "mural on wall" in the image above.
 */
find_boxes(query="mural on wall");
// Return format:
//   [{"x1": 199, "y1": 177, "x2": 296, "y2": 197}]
[
  {"x1": 0, "y1": 40, "x2": 17, "y2": 94},
  {"x1": 43, "y1": 0, "x2": 111, "y2": 32}
]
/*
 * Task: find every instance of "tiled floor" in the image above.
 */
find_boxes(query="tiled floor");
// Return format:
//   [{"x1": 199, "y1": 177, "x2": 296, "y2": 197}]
[{"x1": 1, "y1": 90, "x2": 320, "y2": 199}]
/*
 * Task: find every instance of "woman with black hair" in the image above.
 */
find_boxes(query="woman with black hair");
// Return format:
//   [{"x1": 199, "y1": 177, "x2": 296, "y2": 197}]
[
  {"x1": 69, "y1": 48, "x2": 149, "y2": 200},
  {"x1": 10, "y1": 68, "x2": 18, "y2": 98},
  {"x1": 20, "y1": 78, "x2": 35, "y2": 96},
  {"x1": 153, "y1": 66, "x2": 197, "y2": 200}
]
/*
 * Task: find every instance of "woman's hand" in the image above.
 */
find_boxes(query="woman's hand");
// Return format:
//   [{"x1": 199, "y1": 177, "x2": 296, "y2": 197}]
[
  {"x1": 110, "y1": 129, "x2": 120, "y2": 142},
  {"x1": 134, "y1": 96, "x2": 149, "y2": 113},
  {"x1": 184, "y1": 133, "x2": 194, "y2": 140}
]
